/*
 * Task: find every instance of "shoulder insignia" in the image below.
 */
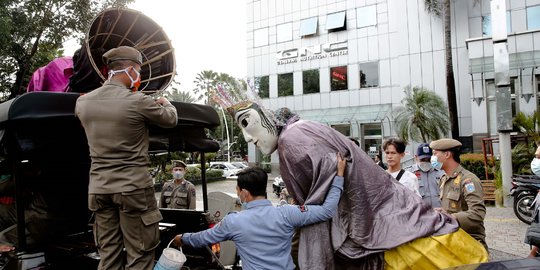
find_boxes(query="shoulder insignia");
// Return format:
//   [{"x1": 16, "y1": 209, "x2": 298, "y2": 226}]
[
  {"x1": 297, "y1": 205, "x2": 308, "y2": 212},
  {"x1": 465, "y1": 182, "x2": 475, "y2": 193},
  {"x1": 453, "y1": 175, "x2": 462, "y2": 186}
]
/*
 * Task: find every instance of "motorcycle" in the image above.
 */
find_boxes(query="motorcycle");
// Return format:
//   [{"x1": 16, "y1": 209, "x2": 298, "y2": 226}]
[{"x1": 510, "y1": 174, "x2": 540, "y2": 225}]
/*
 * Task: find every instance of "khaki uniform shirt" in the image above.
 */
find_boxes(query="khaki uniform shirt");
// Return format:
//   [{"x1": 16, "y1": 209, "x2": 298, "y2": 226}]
[
  {"x1": 160, "y1": 179, "x2": 196, "y2": 209},
  {"x1": 440, "y1": 165, "x2": 486, "y2": 246},
  {"x1": 75, "y1": 80, "x2": 178, "y2": 194}
]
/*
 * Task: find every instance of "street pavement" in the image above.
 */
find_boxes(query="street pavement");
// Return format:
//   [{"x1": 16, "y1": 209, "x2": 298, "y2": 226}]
[
  {"x1": 485, "y1": 205, "x2": 531, "y2": 261},
  {"x1": 161, "y1": 177, "x2": 533, "y2": 262}
]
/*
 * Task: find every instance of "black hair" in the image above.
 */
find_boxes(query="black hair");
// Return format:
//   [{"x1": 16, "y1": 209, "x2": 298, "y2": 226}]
[
  {"x1": 349, "y1": 138, "x2": 360, "y2": 146},
  {"x1": 448, "y1": 147, "x2": 461, "y2": 163},
  {"x1": 382, "y1": 137, "x2": 406, "y2": 154},
  {"x1": 376, "y1": 153, "x2": 382, "y2": 160},
  {"x1": 237, "y1": 167, "x2": 268, "y2": 197}
]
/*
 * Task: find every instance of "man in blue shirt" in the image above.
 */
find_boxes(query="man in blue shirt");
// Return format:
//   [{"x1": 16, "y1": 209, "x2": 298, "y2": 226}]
[{"x1": 174, "y1": 153, "x2": 346, "y2": 270}]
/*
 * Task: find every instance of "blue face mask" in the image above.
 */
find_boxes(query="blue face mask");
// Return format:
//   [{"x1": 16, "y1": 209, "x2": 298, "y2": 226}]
[
  {"x1": 531, "y1": 158, "x2": 540, "y2": 176},
  {"x1": 431, "y1": 155, "x2": 443, "y2": 170}
]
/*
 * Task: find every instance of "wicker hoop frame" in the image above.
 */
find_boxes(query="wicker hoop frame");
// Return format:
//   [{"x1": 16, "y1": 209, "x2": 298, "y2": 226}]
[{"x1": 85, "y1": 8, "x2": 176, "y2": 92}]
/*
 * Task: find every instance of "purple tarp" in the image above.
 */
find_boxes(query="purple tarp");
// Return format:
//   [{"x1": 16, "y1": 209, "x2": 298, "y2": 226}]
[
  {"x1": 27, "y1": 57, "x2": 73, "y2": 93},
  {"x1": 278, "y1": 119, "x2": 459, "y2": 269}
]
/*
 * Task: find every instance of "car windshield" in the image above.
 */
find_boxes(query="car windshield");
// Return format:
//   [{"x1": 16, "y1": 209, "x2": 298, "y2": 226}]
[{"x1": 232, "y1": 162, "x2": 247, "y2": 168}]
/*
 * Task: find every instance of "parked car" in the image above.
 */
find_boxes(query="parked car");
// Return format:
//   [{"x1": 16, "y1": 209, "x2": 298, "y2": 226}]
[
  {"x1": 209, "y1": 162, "x2": 242, "y2": 178},
  {"x1": 231, "y1": 162, "x2": 248, "y2": 169}
]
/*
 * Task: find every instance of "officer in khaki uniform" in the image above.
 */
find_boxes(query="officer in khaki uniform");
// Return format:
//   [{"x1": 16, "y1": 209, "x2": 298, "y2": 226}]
[
  {"x1": 160, "y1": 160, "x2": 196, "y2": 209},
  {"x1": 75, "y1": 46, "x2": 178, "y2": 270},
  {"x1": 430, "y1": 138, "x2": 487, "y2": 251}
]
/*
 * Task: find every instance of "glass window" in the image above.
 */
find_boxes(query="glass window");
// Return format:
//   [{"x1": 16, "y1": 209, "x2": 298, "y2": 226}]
[
  {"x1": 528, "y1": 5, "x2": 540, "y2": 30},
  {"x1": 255, "y1": 76, "x2": 269, "y2": 98},
  {"x1": 482, "y1": 12, "x2": 511, "y2": 37},
  {"x1": 326, "y1": 11, "x2": 346, "y2": 32},
  {"x1": 277, "y1": 22, "x2": 293, "y2": 43},
  {"x1": 303, "y1": 69, "x2": 320, "y2": 94},
  {"x1": 356, "y1": 5, "x2": 377, "y2": 28},
  {"x1": 330, "y1": 66, "x2": 348, "y2": 91},
  {"x1": 254, "y1": 28, "x2": 269, "y2": 47},
  {"x1": 278, "y1": 73, "x2": 293, "y2": 96},
  {"x1": 299, "y1": 17, "x2": 318, "y2": 37},
  {"x1": 331, "y1": 124, "x2": 350, "y2": 136},
  {"x1": 362, "y1": 123, "x2": 382, "y2": 154},
  {"x1": 359, "y1": 62, "x2": 379, "y2": 88}
]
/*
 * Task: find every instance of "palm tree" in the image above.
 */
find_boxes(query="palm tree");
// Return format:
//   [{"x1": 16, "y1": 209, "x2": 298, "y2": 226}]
[
  {"x1": 193, "y1": 70, "x2": 217, "y2": 104},
  {"x1": 393, "y1": 86, "x2": 450, "y2": 143},
  {"x1": 168, "y1": 89, "x2": 196, "y2": 103},
  {"x1": 424, "y1": 0, "x2": 459, "y2": 139},
  {"x1": 167, "y1": 76, "x2": 197, "y2": 103}
]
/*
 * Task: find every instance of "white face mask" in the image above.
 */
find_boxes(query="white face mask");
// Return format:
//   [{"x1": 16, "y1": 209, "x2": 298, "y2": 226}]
[
  {"x1": 173, "y1": 171, "x2": 184, "y2": 179},
  {"x1": 418, "y1": 161, "x2": 432, "y2": 172},
  {"x1": 431, "y1": 155, "x2": 443, "y2": 170},
  {"x1": 108, "y1": 67, "x2": 141, "y2": 89},
  {"x1": 531, "y1": 158, "x2": 540, "y2": 176},
  {"x1": 235, "y1": 107, "x2": 278, "y2": 155}
]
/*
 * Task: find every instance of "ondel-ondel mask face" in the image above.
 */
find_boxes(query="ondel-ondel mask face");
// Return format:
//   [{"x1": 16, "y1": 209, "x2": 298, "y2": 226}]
[{"x1": 233, "y1": 103, "x2": 278, "y2": 155}]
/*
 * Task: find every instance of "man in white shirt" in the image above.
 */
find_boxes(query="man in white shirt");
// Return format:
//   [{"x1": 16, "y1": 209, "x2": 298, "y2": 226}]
[{"x1": 382, "y1": 137, "x2": 420, "y2": 197}]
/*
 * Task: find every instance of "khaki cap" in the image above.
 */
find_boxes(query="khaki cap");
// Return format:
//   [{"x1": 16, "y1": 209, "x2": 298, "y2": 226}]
[
  {"x1": 429, "y1": 139, "x2": 462, "y2": 151},
  {"x1": 171, "y1": 160, "x2": 187, "y2": 168},
  {"x1": 102, "y1": 46, "x2": 142, "y2": 65}
]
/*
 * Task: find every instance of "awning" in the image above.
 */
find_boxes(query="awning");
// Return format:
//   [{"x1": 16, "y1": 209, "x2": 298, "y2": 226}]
[
  {"x1": 469, "y1": 50, "x2": 540, "y2": 74},
  {"x1": 296, "y1": 104, "x2": 392, "y2": 124}
]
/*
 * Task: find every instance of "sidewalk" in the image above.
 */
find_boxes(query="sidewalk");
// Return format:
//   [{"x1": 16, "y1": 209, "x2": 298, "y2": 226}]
[{"x1": 485, "y1": 206, "x2": 531, "y2": 261}]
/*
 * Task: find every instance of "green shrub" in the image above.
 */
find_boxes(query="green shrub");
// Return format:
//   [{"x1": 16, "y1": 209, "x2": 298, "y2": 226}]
[
  {"x1": 155, "y1": 170, "x2": 172, "y2": 183},
  {"x1": 511, "y1": 143, "x2": 534, "y2": 175},
  {"x1": 185, "y1": 166, "x2": 201, "y2": 181},
  {"x1": 206, "y1": 169, "x2": 224, "y2": 178},
  {"x1": 460, "y1": 153, "x2": 487, "y2": 180}
]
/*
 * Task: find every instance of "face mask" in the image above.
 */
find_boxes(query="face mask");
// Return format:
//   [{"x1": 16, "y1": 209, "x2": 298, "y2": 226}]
[
  {"x1": 108, "y1": 67, "x2": 141, "y2": 91},
  {"x1": 238, "y1": 189, "x2": 248, "y2": 209},
  {"x1": 531, "y1": 158, "x2": 540, "y2": 176},
  {"x1": 418, "y1": 162, "x2": 432, "y2": 172},
  {"x1": 173, "y1": 171, "x2": 184, "y2": 179},
  {"x1": 431, "y1": 155, "x2": 443, "y2": 170}
]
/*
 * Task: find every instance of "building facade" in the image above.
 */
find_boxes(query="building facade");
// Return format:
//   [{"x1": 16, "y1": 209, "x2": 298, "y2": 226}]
[{"x1": 245, "y1": 0, "x2": 540, "y2": 172}]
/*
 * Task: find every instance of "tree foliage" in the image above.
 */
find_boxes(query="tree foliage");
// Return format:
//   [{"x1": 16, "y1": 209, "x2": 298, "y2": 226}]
[
  {"x1": 393, "y1": 86, "x2": 450, "y2": 143},
  {"x1": 167, "y1": 77, "x2": 196, "y2": 103},
  {"x1": 192, "y1": 70, "x2": 217, "y2": 104},
  {"x1": 0, "y1": 0, "x2": 133, "y2": 100}
]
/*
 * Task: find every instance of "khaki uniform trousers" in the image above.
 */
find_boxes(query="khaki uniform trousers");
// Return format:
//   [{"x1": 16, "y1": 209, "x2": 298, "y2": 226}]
[{"x1": 89, "y1": 187, "x2": 162, "y2": 270}]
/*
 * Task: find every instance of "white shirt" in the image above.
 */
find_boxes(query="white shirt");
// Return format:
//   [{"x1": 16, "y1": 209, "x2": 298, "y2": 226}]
[{"x1": 390, "y1": 170, "x2": 421, "y2": 197}]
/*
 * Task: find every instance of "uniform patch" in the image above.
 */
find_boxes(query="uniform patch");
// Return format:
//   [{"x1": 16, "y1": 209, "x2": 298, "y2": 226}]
[
  {"x1": 453, "y1": 178, "x2": 460, "y2": 185},
  {"x1": 451, "y1": 202, "x2": 457, "y2": 208},
  {"x1": 298, "y1": 205, "x2": 308, "y2": 212},
  {"x1": 465, "y1": 182, "x2": 475, "y2": 193}
]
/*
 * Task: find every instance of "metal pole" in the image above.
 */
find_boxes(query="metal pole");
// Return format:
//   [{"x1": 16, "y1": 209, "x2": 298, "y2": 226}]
[
  {"x1": 491, "y1": 0, "x2": 513, "y2": 207},
  {"x1": 201, "y1": 151, "x2": 208, "y2": 212},
  {"x1": 220, "y1": 107, "x2": 230, "y2": 162}
]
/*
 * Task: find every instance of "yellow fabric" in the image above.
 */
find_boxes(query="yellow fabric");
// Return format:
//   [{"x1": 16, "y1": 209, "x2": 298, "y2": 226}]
[{"x1": 384, "y1": 229, "x2": 488, "y2": 270}]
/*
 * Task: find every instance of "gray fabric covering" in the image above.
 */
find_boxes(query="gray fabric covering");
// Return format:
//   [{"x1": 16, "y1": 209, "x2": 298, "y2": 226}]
[{"x1": 278, "y1": 119, "x2": 459, "y2": 269}]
